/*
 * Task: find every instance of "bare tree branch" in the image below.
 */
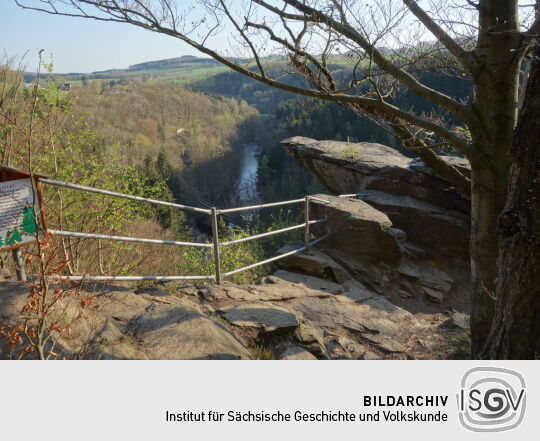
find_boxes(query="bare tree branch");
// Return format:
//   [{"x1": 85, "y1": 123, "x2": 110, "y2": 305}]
[
  {"x1": 218, "y1": 0, "x2": 266, "y2": 78},
  {"x1": 402, "y1": 0, "x2": 477, "y2": 72},
  {"x1": 273, "y1": 0, "x2": 474, "y2": 123}
]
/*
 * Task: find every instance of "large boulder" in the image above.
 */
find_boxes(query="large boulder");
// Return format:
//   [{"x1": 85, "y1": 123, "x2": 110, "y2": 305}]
[
  {"x1": 308, "y1": 194, "x2": 403, "y2": 264},
  {"x1": 274, "y1": 342, "x2": 319, "y2": 360},
  {"x1": 281, "y1": 136, "x2": 470, "y2": 210},
  {"x1": 276, "y1": 245, "x2": 353, "y2": 283},
  {"x1": 281, "y1": 136, "x2": 470, "y2": 259}
]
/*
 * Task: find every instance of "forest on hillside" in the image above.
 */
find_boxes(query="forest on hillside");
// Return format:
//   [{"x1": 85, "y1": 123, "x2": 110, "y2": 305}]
[
  {"x1": 0, "y1": 60, "x2": 282, "y2": 284},
  {"x1": 1, "y1": 55, "x2": 479, "y2": 279},
  {"x1": 192, "y1": 64, "x2": 473, "y2": 204},
  {"x1": 72, "y1": 79, "x2": 258, "y2": 207},
  {"x1": 18, "y1": 57, "x2": 477, "y2": 212}
]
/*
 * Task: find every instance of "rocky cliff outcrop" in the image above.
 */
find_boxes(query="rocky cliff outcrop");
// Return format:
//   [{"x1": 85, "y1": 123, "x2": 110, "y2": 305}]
[
  {"x1": 308, "y1": 194, "x2": 404, "y2": 264},
  {"x1": 280, "y1": 137, "x2": 472, "y2": 314},
  {"x1": 0, "y1": 139, "x2": 473, "y2": 361},
  {"x1": 281, "y1": 136, "x2": 471, "y2": 261}
]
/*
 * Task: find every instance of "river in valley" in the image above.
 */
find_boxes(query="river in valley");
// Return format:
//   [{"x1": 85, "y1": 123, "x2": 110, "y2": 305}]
[
  {"x1": 236, "y1": 143, "x2": 261, "y2": 206},
  {"x1": 189, "y1": 142, "x2": 261, "y2": 236}
]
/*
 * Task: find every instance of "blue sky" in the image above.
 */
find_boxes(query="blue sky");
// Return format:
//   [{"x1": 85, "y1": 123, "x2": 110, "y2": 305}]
[
  {"x1": 0, "y1": 1, "x2": 202, "y2": 73},
  {"x1": 3, "y1": 1, "x2": 534, "y2": 74}
]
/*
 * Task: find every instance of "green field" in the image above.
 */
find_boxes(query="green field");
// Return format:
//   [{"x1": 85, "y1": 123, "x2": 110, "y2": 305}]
[
  {"x1": 24, "y1": 55, "x2": 359, "y2": 88},
  {"x1": 24, "y1": 58, "x2": 234, "y2": 87}
]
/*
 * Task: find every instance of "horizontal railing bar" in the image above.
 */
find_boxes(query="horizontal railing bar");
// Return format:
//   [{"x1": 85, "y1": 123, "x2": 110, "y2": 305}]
[
  {"x1": 219, "y1": 219, "x2": 327, "y2": 247},
  {"x1": 338, "y1": 194, "x2": 360, "y2": 198},
  {"x1": 220, "y1": 223, "x2": 305, "y2": 246},
  {"x1": 55, "y1": 275, "x2": 215, "y2": 281},
  {"x1": 39, "y1": 178, "x2": 212, "y2": 215},
  {"x1": 222, "y1": 233, "x2": 329, "y2": 278},
  {"x1": 218, "y1": 198, "x2": 305, "y2": 214},
  {"x1": 50, "y1": 230, "x2": 213, "y2": 248},
  {"x1": 308, "y1": 196, "x2": 331, "y2": 204}
]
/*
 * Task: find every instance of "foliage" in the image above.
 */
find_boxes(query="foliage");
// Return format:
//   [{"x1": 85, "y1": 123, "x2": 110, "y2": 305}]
[
  {"x1": 0, "y1": 234, "x2": 94, "y2": 359},
  {"x1": 72, "y1": 79, "x2": 258, "y2": 208},
  {"x1": 1, "y1": 60, "x2": 265, "y2": 280},
  {"x1": 180, "y1": 207, "x2": 305, "y2": 284},
  {"x1": 0, "y1": 58, "x2": 94, "y2": 359},
  {"x1": 341, "y1": 138, "x2": 358, "y2": 161},
  {"x1": 451, "y1": 329, "x2": 471, "y2": 360},
  {"x1": 181, "y1": 223, "x2": 267, "y2": 284},
  {"x1": 24, "y1": 56, "x2": 230, "y2": 87},
  {"x1": 248, "y1": 345, "x2": 275, "y2": 360},
  {"x1": 193, "y1": 69, "x2": 300, "y2": 114},
  {"x1": 48, "y1": 145, "x2": 180, "y2": 275}
]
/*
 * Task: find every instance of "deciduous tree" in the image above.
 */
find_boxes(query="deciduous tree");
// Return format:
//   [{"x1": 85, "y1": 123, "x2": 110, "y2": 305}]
[{"x1": 482, "y1": 28, "x2": 540, "y2": 359}]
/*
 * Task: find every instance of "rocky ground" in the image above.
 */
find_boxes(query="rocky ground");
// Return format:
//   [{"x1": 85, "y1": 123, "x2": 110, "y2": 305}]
[{"x1": 0, "y1": 246, "x2": 469, "y2": 360}]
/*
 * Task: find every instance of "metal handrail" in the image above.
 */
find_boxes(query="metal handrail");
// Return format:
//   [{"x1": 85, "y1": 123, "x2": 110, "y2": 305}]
[
  {"x1": 222, "y1": 233, "x2": 329, "y2": 277},
  {"x1": 50, "y1": 229, "x2": 213, "y2": 248},
  {"x1": 30, "y1": 178, "x2": 334, "y2": 284},
  {"x1": 59, "y1": 275, "x2": 215, "y2": 282},
  {"x1": 338, "y1": 193, "x2": 362, "y2": 198},
  {"x1": 218, "y1": 198, "x2": 305, "y2": 214},
  {"x1": 219, "y1": 219, "x2": 326, "y2": 247},
  {"x1": 39, "y1": 178, "x2": 212, "y2": 214}
]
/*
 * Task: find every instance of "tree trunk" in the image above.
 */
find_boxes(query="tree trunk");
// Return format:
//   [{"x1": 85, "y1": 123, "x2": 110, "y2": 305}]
[
  {"x1": 468, "y1": 0, "x2": 522, "y2": 356},
  {"x1": 482, "y1": 33, "x2": 540, "y2": 359},
  {"x1": 468, "y1": 161, "x2": 509, "y2": 355}
]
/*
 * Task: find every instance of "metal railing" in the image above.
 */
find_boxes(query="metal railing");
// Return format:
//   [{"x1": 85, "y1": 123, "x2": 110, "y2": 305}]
[{"x1": 35, "y1": 178, "x2": 333, "y2": 284}]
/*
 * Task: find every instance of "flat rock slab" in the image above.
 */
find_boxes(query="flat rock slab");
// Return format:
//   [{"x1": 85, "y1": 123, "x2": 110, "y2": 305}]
[
  {"x1": 362, "y1": 334, "x2": 407, "y2": 353},
  {"x1": 131, "y1": 298, "x2": 249, "y2": 360},
  {"x1": 210, "y1": 276, "x2": 335, "y2": 302},
  {"x1": 283, "y1": 295, "x2": 421, "y2": 337},
  {"x1": 331, "y1": 335, "x2": 367, "y2": 359},
  {"x1": 219, "y1": 302, "x2": 299, "y2": 332},
  {"x1": 201, "y1": 271, "x2": 378, "y2": 308},
  {"x1": 418, "y1": 267, "x2": 454, "y2": 293},
  {"x1": 270, "y1": 270, "x2": 344, "y2": 294},
  {"x1": 341, "y1": 283, "x2": 377, "y2": 303},
  {"x1": 423, "y1": 287, "x2": 444, "y2": 304},
  {"x1": 398, "y1": 262, "x2": 454, "y2": 294},
  {"x1": 357, "y1": 190, "x2": 469, "y2": 259}
]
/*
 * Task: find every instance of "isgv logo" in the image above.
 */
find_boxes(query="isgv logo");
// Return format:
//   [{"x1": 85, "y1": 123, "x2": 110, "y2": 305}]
[{"x1": 457, "y1": 367, "x2": 526, "y2": 432}]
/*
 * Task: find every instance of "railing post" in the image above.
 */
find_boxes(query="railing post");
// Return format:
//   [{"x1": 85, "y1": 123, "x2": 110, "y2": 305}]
[
  {"x1": 211, "y1": 207, "x2": 222, "y2": 285},
  {"x1": 304, "y1": 196, "x2": 310, "y2": 248},
  {"x1": 12, "y1": 248, "x2": 27, "y2": 281}
]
